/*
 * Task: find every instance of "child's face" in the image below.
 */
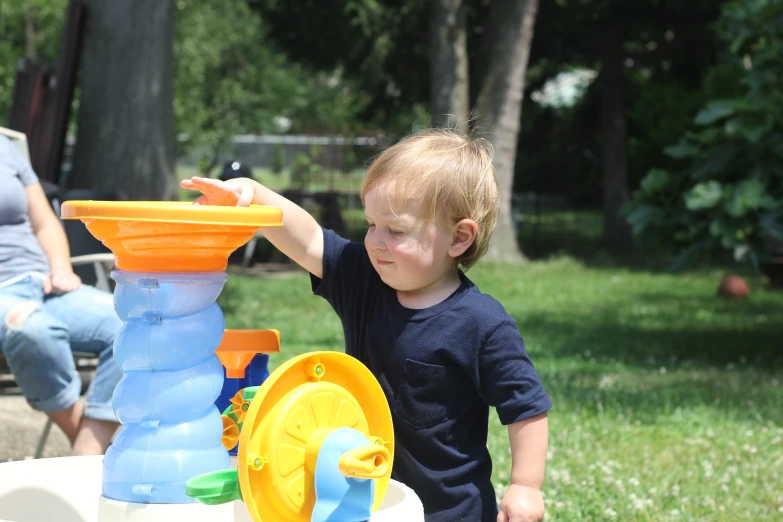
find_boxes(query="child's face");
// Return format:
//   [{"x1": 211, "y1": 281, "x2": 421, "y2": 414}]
[{"x1": 363, "y1": 186, "x2": 458, "y2": 294}]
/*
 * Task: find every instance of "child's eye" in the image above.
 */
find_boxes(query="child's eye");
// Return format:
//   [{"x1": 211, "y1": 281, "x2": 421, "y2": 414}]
[
  {"x1": 367, "y1": 223, "x2": 376, "y2": 230},
  {"x1": 388, "y1": 228, "x2": 403, "y2": 237}
]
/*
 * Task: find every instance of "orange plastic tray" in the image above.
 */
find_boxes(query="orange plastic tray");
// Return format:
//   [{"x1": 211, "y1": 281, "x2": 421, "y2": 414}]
[{"x1": 61, "y1": 201, "x2": 282, "y2": 272}]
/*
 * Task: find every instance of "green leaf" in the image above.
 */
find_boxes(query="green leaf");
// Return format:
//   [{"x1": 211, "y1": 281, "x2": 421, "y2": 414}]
[
  {"x1": 760, "y1": 209, "x2": 783, "y2": 241},
  {"x1": 724, "y1": 196, "x2": 745, "y2": 218},
  {"x1": 664, "y1": 141, "x2": 700, "y2": 159},
  {"x1": 686, "y1": 127, "x2": 722, "y2": 144},
  {"x1": 685, "y1": 181, "x2": 724, "y2": 210},
  {"x1": 739, "y1": 117, "x2": 774, "y2": 144},
  {"x1": 626, "y1": 204, "x2": 663, "y2": 236},
  {"x1": 694, "y1": 99, "x2": 737, "y2": 125},
  {"x1": 725, "y1": 179, "x2": 777, "y2": 217},
  {"x1": 668, "y1": 239, "x2": 714, "y2": 274},
  {"x1": 639, "y1": 169, "x2": 672, "y2": 195},
  {"x1": 709, "y1": 219, "x2": 726, "y2": 237},
  {"x1": 741, "y1": 70, "x2": 769, "y2": 93},
  {"x1": 760, "y1": 195, "x2": 780, "y2": 210},
  {"x1": 709, "y1": 218, "x2": 743, "y2": 251},
  {"x1": 690, "y1": 143, "x2": 737, "y2": 179},
  {"x1": 724, "y1": 117, "x2": 742, "y2": 137}
]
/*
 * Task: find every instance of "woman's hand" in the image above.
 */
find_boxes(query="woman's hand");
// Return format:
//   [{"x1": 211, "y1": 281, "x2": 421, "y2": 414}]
[
  {"x1": 42, "y1": 269, "x2": 81, "y2": 295},
  {"x1": 180, "y1": 177, "x2": 257, "y2": 207}
]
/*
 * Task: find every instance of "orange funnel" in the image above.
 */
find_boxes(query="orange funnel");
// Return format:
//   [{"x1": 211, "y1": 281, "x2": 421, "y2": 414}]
[
  {"x1": 216, "y1": 329, "x2": 281, "y2": 378},
  {"x1": 60, "y1": 201, "x2": 282, "y2": 272}
]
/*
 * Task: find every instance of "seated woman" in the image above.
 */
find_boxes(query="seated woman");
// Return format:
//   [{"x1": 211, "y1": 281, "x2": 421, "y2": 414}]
[{"x1": 0, "y1": 135, "x2": 122, "y2": 456}]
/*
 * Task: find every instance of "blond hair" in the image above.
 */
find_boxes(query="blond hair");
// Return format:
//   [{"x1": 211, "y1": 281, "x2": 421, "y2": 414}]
[{"x1": 360, "y1": 128, "x2": 498, "y2": 270}]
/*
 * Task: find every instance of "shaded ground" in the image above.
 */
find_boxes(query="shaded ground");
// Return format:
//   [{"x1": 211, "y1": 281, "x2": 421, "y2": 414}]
[{"x1": 0, "y1": 376, "x2": 70, "y2": 461}]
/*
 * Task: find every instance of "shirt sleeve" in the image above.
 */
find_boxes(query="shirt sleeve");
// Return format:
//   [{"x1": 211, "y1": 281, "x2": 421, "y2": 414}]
[
  {"x1": 1, "y1": 136, "x2": 39, "y2": 186},
  {"x1": 477, "y1": 319, "x2": 552, "y2": 425},
  {"x1": 310, "y1": 227, "x2": 368, "y2": 320}
]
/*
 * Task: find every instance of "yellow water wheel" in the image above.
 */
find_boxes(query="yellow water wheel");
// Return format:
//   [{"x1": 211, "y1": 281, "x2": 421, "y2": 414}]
[
  {"x1": 221, "y1": 414, "x2": 240, "y2": 451},
  {"x1": 230, "y1": 389, "x2": 251, "y2": 423},
  {"x1": 237, "y1": 352, "x2": 394, "y2": 522}
]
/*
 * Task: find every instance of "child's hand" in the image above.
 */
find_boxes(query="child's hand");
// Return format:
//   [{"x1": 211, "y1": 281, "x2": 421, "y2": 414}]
[
  {"x1": 497, "y1": 484, "x2": 545, "y2": 522},
  {"x1": 180, "y1": 176, "x2": 256, "y2": 207}
]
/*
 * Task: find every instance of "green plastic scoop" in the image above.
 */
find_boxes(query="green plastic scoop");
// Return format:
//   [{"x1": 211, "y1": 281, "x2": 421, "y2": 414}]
[{"x1": 185, "y1": 469, "x2": 243, "y2": 505}]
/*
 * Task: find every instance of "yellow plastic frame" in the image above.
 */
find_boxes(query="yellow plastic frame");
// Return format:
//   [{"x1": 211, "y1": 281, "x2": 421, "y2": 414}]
[{"x1": 237, "y1": 351, "x2": 394, "y2": 522}]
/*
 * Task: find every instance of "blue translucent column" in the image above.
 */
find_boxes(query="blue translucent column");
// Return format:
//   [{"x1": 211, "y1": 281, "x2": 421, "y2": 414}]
[{"x1": 102, "y1": 271, "x2": 231, "y2": 504}]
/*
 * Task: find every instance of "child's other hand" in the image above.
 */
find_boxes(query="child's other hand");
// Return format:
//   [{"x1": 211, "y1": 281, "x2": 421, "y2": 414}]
[
  {"x1": 180, "y1": 176, "x2": 255, "y2": 207},
  {"x1": 497, "y1": 484, "x2": 545, "y2": 522}
]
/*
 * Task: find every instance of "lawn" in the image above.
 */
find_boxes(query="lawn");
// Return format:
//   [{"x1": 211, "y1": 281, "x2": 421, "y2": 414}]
[
  {"x1": 218, "y1": 257, "x2": 783, "y2": 521},
  {"x1": 180, "y1": 162, "x2": 781, "y2": 519}
]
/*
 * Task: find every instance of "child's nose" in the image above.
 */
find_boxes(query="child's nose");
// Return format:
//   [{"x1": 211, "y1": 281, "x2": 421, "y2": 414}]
[{"x1": 367, "y1": 231, "x2": 385, "y2": 250}]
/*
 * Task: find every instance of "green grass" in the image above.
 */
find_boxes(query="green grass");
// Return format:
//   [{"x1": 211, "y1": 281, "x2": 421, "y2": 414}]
[{"x1": 218, "y1": 258, "x2": 783, "y2": 521}]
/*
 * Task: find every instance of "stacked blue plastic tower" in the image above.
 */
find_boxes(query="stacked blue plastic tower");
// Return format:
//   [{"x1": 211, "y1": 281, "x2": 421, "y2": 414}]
[{"x1": 102, "y1": 271, "x2": 231, "y2": 504}]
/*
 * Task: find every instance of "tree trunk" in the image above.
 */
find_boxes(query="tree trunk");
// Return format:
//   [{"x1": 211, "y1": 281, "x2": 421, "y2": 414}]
[
  {"x1": 474, "y1": 0, "x2": 539, "y2": 263},
  {"x1": 430, "y1": 0, "x2": 469, "y2": 131},
  {"x1": 600, "y1": 28, "x2": 633, "y2": 251},
  {"x1": 24, "y1": 6, "x2": 37, "y2": 61},
  {"x1": 69, "y1": 0, "x2": 176, "y2": 200}
]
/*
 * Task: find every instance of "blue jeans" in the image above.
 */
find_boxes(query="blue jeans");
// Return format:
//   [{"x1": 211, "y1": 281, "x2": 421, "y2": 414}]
[{"x1": 0, "y1": 274, "x2": 122, "y2": 421}]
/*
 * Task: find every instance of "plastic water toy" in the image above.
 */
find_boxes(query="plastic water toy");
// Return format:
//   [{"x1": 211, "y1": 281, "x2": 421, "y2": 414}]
[
  {"x1": 60, "y1": 201, "x2": 284, "y2": 505},
  {"x1": 215, "y1": 330, "x2": 279, "y2": 455},
  {"x1": 216, "y1": 329, "x2": 280, "y2": 379},
  {"x1": 185, "y1": 351, "x2": 394, "y2": 522},
  {"x1": 0, "y1": 455, "x2": 424, "y2": 522},
  {"x1": 0, "y1": 200, "x2": 423, "y2": 522}
]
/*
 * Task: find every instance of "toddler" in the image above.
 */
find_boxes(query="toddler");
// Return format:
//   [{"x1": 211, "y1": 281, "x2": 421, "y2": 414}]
[{"x1": 183, "y1": 128, "x2": 551, "y2": 522}]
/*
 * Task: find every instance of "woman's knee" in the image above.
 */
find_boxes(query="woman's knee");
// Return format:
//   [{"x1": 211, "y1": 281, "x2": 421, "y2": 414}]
[
  {"x1": 2, "y1": 302, "x2": 69, "y2": 362},
  {"x1": 48, "y1": 286, "x2": 121, "y2": 347},
  {"x1": 4, "y1": 300, "x2": 40, "y2": 330}
]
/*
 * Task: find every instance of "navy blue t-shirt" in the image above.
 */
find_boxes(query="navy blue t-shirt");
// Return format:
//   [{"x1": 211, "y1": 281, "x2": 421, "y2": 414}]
[{"x1": 311, "y1": 228, "x2": 551, "y2": 522}]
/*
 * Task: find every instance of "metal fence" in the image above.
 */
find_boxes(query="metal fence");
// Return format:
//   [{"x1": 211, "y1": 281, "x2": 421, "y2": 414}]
[{"x1": 177, "y1": 134, "x2": 388, "y2": 173}]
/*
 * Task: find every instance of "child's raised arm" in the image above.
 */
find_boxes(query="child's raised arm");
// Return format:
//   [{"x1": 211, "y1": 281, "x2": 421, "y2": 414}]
[{"x1": 181, "y1": 176, "x2": 324, "y2": 278}]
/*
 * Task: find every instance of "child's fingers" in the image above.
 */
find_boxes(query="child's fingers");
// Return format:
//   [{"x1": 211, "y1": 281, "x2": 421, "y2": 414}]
[
  {"x1": 181, "y1": 178, "x2": 220, "y2": 193},
  {"x1": 184, "y1": 177, "x2": 232, "y2": 198},
  {"x1": 180, "y1": 176, "x2": 217, "y2": 192},
  {"x1": 236, "y1": 186, "x2": 254, "y2": 207},
  {"x1": 188, "y1": 176, "x2": 222, "y2": 188},
  {"x1": 180, "y1": 176, "x2": 217, "y2": 187},
  {"x1": 182, "y1": 176, "x2": 248, "y2": 206}
]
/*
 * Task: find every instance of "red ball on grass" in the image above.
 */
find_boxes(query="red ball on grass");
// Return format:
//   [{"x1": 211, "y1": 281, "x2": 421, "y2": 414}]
[{"x1": 717, "y1": 275, "x2": 749, "y2": 299}]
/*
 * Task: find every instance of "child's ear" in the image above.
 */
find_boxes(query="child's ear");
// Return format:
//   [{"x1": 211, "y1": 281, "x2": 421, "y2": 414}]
[{"x1": 449, "y1": 218, "x2": 478, "y2": 258}]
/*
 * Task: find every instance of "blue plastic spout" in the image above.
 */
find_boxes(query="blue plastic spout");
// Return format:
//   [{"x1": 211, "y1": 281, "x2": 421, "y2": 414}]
[{"x1": 312, "y1": 428, "x2": 377, "y2": 522}]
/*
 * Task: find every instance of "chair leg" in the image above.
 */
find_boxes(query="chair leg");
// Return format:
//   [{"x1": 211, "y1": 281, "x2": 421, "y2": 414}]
[
  {"x1": 93, "y1": 261, "x2": 111, "y2": 292},
  {"x1": 34, "y1": 418, "x2": 53, "y2": 459},
  {"x1": 242, "y1": 237, "x2": 258, "y2": 268}
]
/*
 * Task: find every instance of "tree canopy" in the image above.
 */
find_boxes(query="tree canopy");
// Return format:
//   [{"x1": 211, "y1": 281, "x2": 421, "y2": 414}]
[
  {"x1": 626, "y1": 0, "x2": 783, "y2": 269},
  {"x1": 174, "y1": 0, "x2": 373, "y2": 174},
  {"x1": 3, "y1": 0, "x2": 781, "y2": 269}
]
